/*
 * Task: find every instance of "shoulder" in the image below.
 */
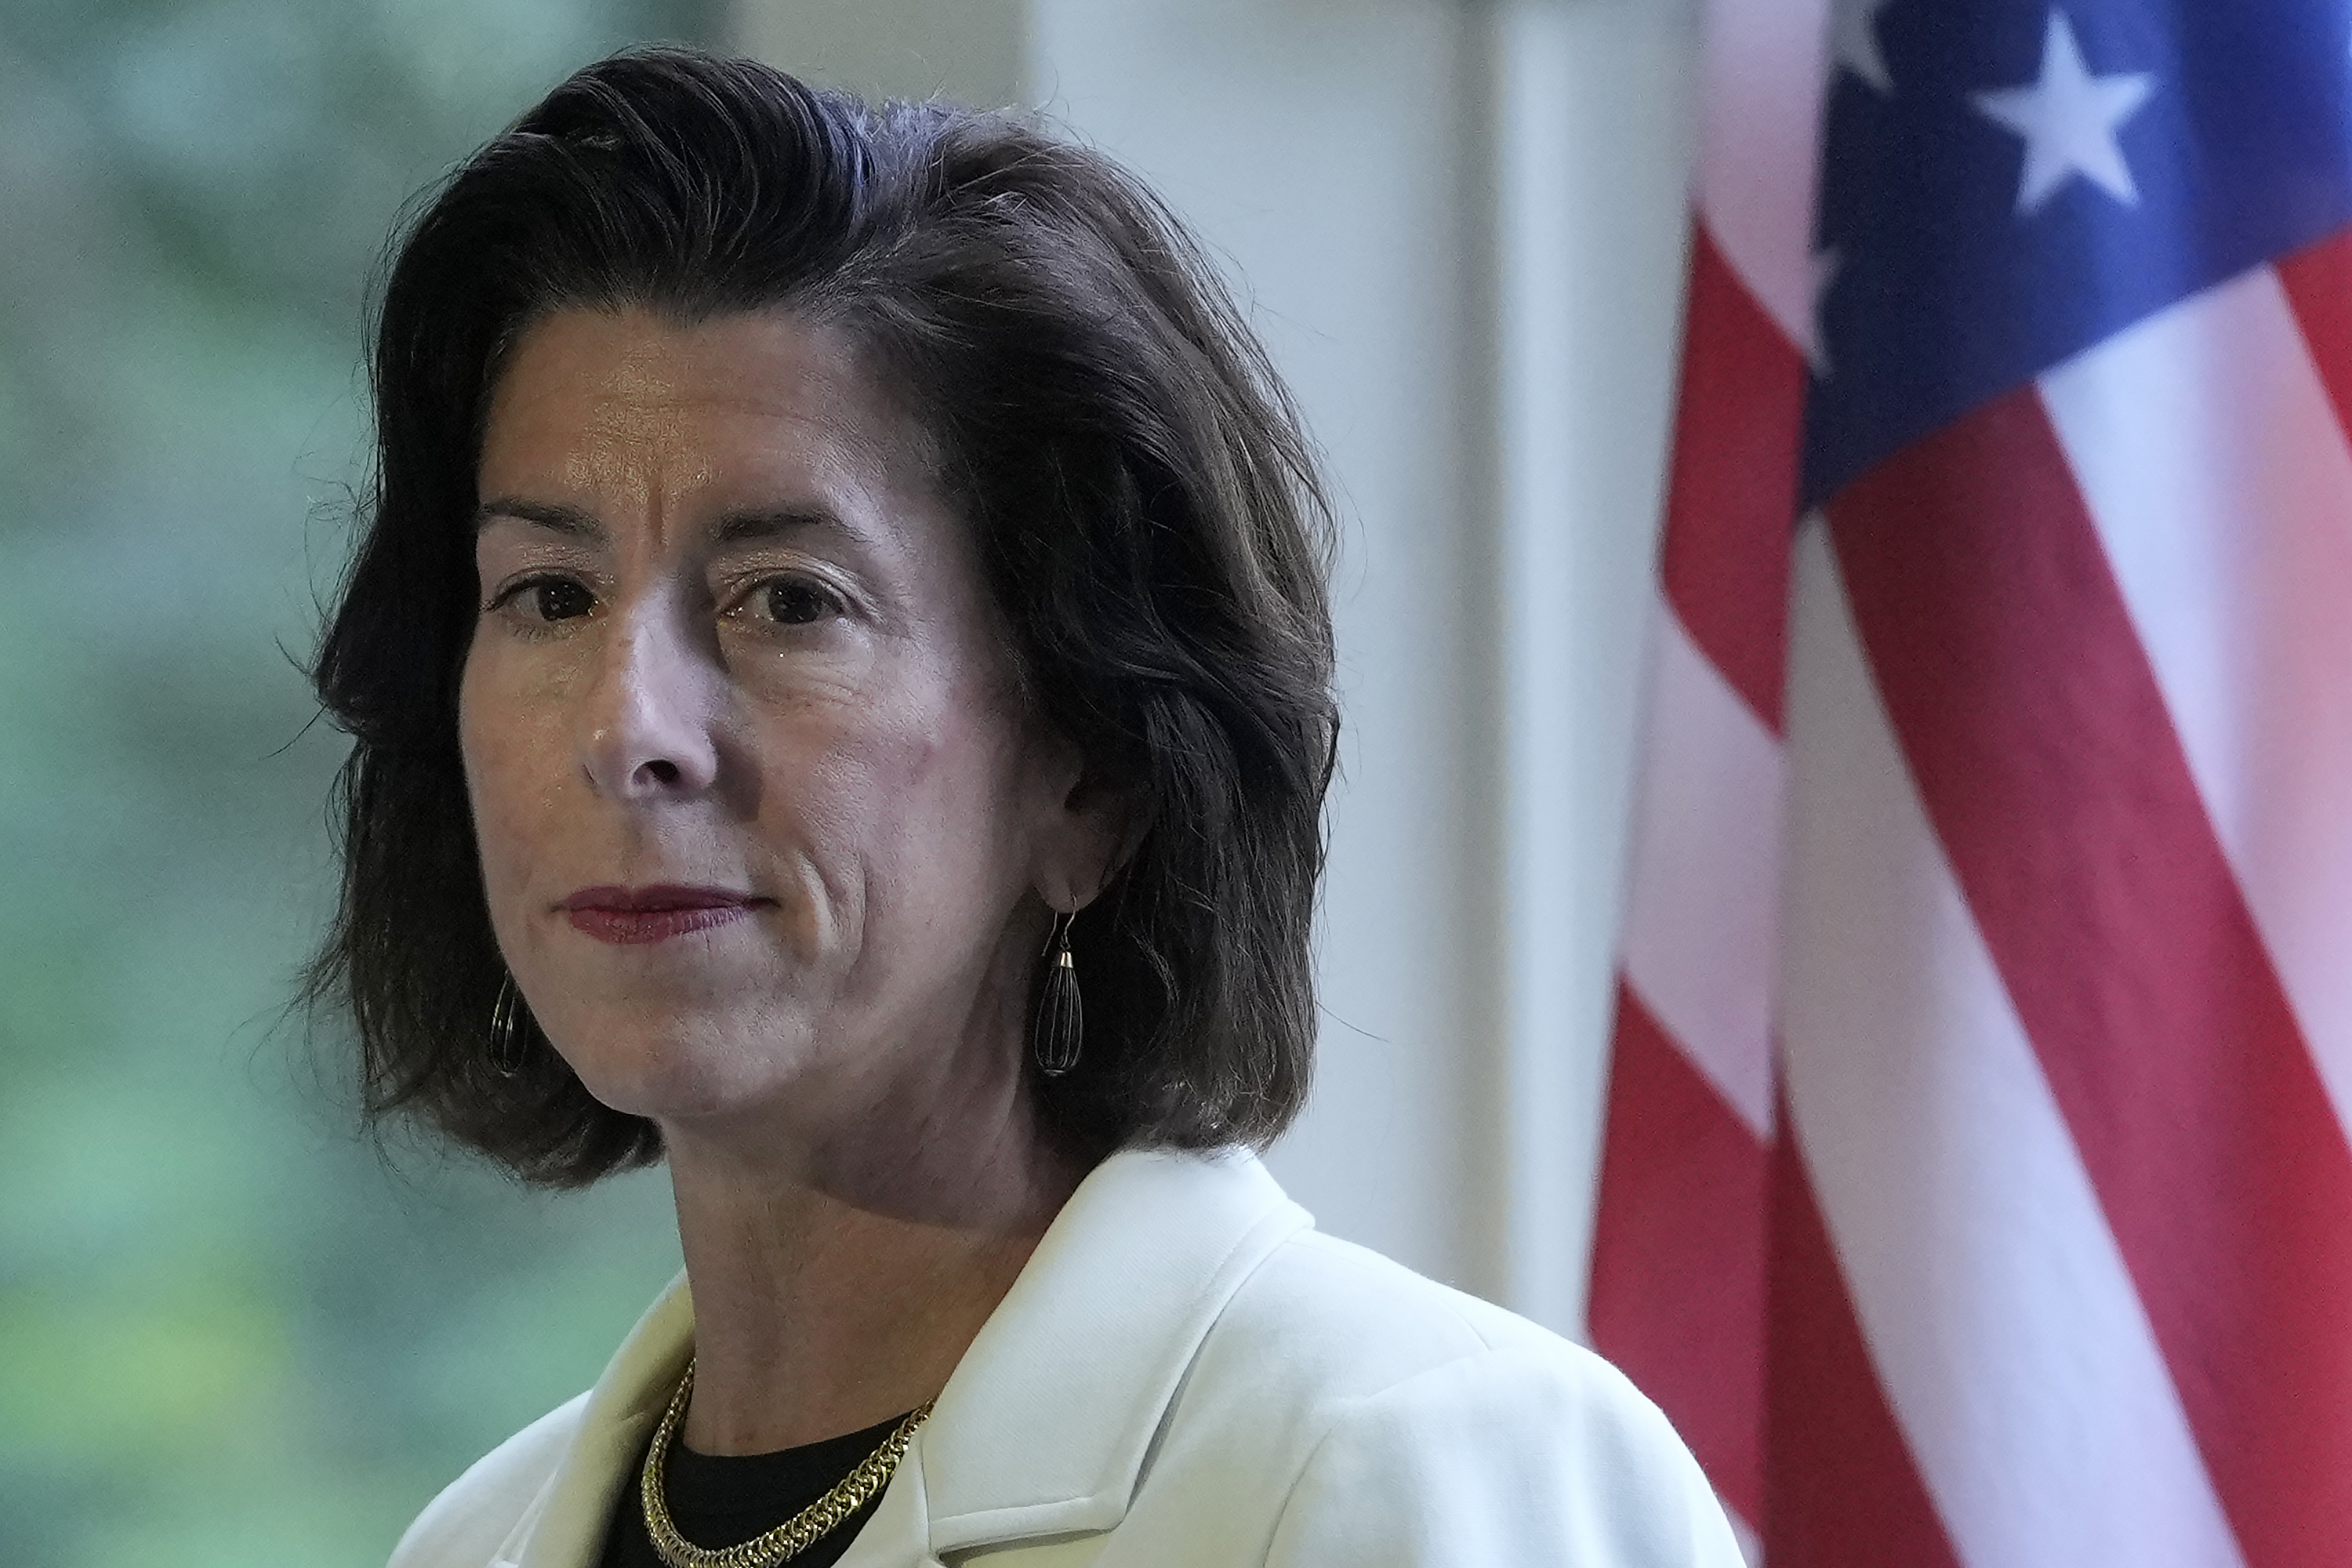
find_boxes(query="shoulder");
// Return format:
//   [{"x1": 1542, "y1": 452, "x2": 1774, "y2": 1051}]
[
  {"x1": 1157, "y1": 1229, "x2": 1744, "y2": 1566},
  {"x1": 1204, "y1": 1225, "x2": 1621, "y2": 1404},
  {"x1": 386, "y1": 1392, "x2": 589, "y2": 1568}
]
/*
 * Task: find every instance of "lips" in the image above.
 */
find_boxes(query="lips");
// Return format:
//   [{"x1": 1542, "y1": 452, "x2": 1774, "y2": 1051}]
[{"x1": 558, "y1": 884, "x2": 768, "y2": 946}]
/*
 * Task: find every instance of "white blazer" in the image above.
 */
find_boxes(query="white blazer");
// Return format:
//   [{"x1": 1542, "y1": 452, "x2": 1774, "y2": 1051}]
[{"x1": 388, "y1": 1147, "x2": 1742, "y2": 1567}]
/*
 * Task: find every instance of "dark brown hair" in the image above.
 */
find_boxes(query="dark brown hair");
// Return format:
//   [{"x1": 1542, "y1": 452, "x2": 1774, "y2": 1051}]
[{"x1": 307, "y1": 48, "x2": 1338, "y2": 1183}]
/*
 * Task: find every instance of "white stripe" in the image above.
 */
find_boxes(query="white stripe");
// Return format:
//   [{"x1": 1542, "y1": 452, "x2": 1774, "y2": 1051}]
[
  {"x1": 1728, "y1": 1510, "x2": 1761, "y2": 1568},
  {"x1": 1778, "y1": 521, "x2": 2242, "y2": 1568},
  {"x1": 1693, "y1": 0, "x2": 1830, "y2": 352},
  {"x1": 1617, "y1": 598, "x2": 1783, "y2": 1138},
  {"x1": 2039, "y1": 267, "x2": 2352, "y2": 1143}
]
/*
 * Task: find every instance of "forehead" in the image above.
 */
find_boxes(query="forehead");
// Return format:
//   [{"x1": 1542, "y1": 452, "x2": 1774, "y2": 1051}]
[{"x1": 479, "y1": 305, "x2": 927, "y2": 504}]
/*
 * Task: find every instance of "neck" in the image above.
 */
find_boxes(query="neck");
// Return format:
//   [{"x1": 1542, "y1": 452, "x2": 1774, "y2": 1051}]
[{"x1": 662, "y1": 1054, "x2": 1083, "y2": 1455}]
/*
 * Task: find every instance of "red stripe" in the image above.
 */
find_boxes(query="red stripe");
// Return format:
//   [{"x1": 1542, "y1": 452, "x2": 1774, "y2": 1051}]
[
  {"x1": 1658, "y1": 223, "x2": 1807, "y2": 735},
  {"x1": 1826, "y1": 387, "x2": 2352, "y2": 1568},
  {"x1": 1766, "y1": 1111, "x2": 1964, "y2": 1568},
  {"x1": 1587, "y1": 980, "x2": 1766, "y2": 1523},
  {"x1": 2274, "y1": 226, "x2": 2352, "y2": 444}
]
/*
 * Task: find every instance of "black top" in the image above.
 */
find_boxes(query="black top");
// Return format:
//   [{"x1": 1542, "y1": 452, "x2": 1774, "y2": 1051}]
[{"x1": 594, "y1": 1411, "x2": 913, "y2": 1568}]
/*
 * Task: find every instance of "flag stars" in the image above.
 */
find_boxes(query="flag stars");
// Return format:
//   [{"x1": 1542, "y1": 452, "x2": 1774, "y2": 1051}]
[
  {"x1": 1832, "y1": 0, "x2": 1896, "y2": 94},
  {"x1": 1973, "y1": 9, "x2": 2156, "y2": 214},
  {"x1": 1807, "y1": 249, "x2": 1843, "y2": 376}
]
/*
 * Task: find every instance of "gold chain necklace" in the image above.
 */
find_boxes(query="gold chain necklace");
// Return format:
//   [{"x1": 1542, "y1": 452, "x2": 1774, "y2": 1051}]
[{"x1": 640, "y1": 1359, "x2": 933, "y2": 1568}]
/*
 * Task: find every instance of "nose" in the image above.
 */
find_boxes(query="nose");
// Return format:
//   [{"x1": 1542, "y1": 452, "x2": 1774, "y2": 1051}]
[{"x1": 578, "y1": 596, "x2": 720, "y2": 801}]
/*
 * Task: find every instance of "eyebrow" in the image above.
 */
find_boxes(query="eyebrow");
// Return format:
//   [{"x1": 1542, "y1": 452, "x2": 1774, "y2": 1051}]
[
  {"x1": 474, "y1": 498, "x2": 603, "y2": 539},
  {"x1": 710, "y1": 506, "x2": 872, "y2": 554},
  {"x1": 474, "y1": 499, "x2": 874, "y2": 554}
]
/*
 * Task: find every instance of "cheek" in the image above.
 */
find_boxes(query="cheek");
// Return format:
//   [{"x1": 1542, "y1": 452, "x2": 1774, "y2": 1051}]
[
  {"x1": 823, "y1": 688, "x2": 1035, "y2": 913},
  {"x1": 459, "y1": 641, "x2": 574, "y2": 907}
]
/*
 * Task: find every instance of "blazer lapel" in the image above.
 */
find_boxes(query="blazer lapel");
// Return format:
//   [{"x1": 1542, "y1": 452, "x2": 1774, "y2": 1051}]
[
  {"x1": 507, "y1": 1278, "x2": 694, "y2": 1568},
  {"x1": 499, "y1": 1149, "x2": 1308, "y2": 1567},
  {"x1": 894, "y1": 1148, "x2": 1309, "y2": 1559}
]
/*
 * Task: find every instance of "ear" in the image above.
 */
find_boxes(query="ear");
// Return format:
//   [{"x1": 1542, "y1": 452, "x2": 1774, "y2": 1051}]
[{"x1": 1029, "y1": 742, "x2": 1142, "y2": 915}]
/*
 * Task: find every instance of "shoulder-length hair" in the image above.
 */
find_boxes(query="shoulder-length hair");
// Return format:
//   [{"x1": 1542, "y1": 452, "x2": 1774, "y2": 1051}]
[{"x1": 307, "y1": 48, "x2": 1338, "y2": 1184}]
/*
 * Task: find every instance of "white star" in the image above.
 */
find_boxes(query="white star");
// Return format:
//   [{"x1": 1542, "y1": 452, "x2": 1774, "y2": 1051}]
[
  {"x1": 1973, "y1": 9, "x2": 2156, "y2": 214},
  {"x1": 1806, "y1": 249, "x2": 1842, "y2": 376},
  {"x1": 1832, "y1": 0, "x2": 1896, "y2": 93}
]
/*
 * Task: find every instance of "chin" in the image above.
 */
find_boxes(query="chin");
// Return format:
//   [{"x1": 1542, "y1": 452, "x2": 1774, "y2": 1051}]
[{"x1": 550, "y1": 1008, "x2": 810, "y2": 1126}]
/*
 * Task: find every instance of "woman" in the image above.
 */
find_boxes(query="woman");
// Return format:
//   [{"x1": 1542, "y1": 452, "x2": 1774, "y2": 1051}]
[{"x1": 313, "y1": 48, "x2": 1740, "y2": 1568}]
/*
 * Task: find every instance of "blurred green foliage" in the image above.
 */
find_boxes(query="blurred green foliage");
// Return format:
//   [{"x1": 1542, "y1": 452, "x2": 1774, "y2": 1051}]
[{"x1": 0, "y1": 2, "x2": 715, "y2": 1561}]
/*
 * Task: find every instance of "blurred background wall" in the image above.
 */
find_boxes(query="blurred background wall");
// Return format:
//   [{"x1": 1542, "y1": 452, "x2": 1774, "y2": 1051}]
[{"x1": 0, "y1": 0, "x2": 1697, "y2": 1561}]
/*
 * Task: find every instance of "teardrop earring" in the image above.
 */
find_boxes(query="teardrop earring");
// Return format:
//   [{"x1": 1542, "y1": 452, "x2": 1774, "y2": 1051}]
[
  {"x1": 488, "y1": 973, "x2": 533, "y2": 1079},
  {"x1": 1032, "y1": 911, "x2": 1083, "y2": 1077}
]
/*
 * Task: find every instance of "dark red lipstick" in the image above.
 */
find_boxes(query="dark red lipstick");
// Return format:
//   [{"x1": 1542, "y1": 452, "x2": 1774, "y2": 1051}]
[{"x1": 559, "y1": 885, "x2": 766, "y2": 946}]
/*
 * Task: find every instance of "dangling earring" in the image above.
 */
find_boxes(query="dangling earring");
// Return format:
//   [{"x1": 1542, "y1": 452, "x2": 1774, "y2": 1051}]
[
  {"x1": 1033, "y1": 911, "x2": 1083, "y2": 1077},
  {"x1": 488, "y1": 973, "x2": 532, "y2": 1079}
]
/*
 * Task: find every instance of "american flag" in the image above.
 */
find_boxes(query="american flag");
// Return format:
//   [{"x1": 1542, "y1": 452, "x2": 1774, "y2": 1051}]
[{"x1": 1585, "y1": 1, "x2": 2352, "y2": 1563}]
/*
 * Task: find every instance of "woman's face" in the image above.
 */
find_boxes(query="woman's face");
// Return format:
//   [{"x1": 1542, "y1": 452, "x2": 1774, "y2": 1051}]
[{"x1": 461, "y1": 306, "x2": 1097, "y2": 1145}]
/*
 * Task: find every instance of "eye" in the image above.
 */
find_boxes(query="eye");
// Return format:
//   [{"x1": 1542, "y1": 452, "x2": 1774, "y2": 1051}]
[
  {"x1": 752, "y1": 576, "x2": 842, "y2": 626},
  {"x1": 492, "y1": 575, "x2": 596, "y2": 622}
]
